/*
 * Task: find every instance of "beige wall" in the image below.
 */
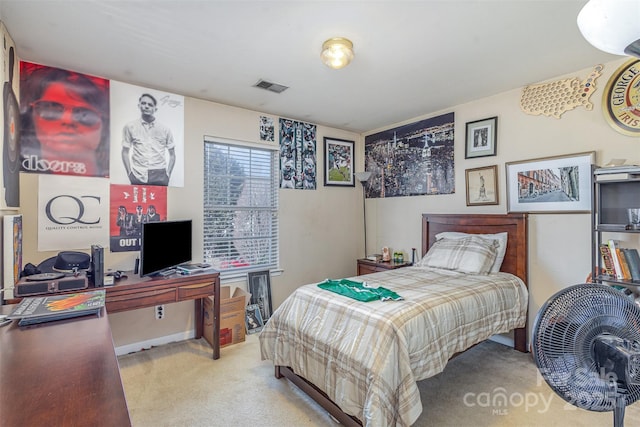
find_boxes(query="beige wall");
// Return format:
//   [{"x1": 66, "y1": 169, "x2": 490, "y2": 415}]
[
  {"x1": 17, "y1": 96, "x2": 363, "y2": 348},
  {"x1": 364, "y1": 57, "x2": 640, "y2": 340},
  {"x1": 12, "y1": 56, "x2": 640, "y2": 350}
]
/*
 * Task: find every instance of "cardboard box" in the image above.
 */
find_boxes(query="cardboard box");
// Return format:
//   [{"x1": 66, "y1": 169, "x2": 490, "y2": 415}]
[{"x1": 204, "y1": 286, "x2": 250, "y2": 348}]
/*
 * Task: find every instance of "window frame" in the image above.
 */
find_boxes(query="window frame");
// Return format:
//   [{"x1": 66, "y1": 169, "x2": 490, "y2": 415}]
[{"x1": 203, "y1": 136, "x2": 279, "y2": 280}]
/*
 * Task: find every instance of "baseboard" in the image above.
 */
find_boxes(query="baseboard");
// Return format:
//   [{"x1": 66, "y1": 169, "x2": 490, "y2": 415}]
[
  {"x1": 489, "y1": 333, "x2": 514, "y2": 348},
  {"x1": 114, "y1": 330, "x2": 195, "y2": 356}
]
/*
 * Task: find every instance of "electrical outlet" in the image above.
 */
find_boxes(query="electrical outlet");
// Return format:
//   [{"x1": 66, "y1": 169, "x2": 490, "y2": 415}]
[{"x1": 155, "y1": 305, "x2": 165, "y2": 320}]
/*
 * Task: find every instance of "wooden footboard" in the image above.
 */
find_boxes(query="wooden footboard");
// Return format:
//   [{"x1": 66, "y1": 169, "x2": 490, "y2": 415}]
[
  {"x1": 275, "y1": 329, "x2": 526, "y2": 425},
  {"x1": 275, "y1": 365, "x2": 363, "y2": 426}
]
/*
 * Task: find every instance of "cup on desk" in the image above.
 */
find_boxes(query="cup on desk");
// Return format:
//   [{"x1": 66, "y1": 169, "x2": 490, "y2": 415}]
[{"x1": 628, "y1": 208, "x2": 640, "y2": 230}]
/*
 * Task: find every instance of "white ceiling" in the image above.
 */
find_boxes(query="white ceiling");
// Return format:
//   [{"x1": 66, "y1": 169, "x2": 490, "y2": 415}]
[{"x1": 0, "y1": 0, "x2": 620, "y2": 133}]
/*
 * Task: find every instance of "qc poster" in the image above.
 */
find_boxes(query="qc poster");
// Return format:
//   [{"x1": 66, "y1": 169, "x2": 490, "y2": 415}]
[{"x1": 38, "y1": 175, "x2": 109, "y2": 251}]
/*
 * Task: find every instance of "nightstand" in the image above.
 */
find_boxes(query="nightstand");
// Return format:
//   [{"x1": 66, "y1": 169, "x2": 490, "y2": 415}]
[{"x1": 357, "y1": 258, "x2": 412, "y2": 275}]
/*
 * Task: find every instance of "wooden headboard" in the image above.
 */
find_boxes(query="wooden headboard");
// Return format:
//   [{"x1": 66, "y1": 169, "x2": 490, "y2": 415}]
[
  {"x1": 421, "y1": 213, "x2": 529, "y2": 286},
  {"x1": 422, "y1": 213, "x2": 529, "y2": 353}
]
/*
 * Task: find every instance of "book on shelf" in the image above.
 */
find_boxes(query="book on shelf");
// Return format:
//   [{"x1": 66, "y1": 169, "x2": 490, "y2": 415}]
[
  {"x1": 7, "y1": 289, "x2": 105, "y2": 326},
  {"x1": 622, "y1": 248, "x2": 640, "y2": 281},
  {"x1": 608, "y1": 240, "x2": 625, "y2": 280},
  {"x1": 616, "y1": 248, "x2": 632, "y2": 280},
  {"x1": 599, "y1": 244, "x2": 617, "y2": 277}
]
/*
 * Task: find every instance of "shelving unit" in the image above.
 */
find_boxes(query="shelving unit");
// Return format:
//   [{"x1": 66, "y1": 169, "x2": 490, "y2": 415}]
[{"x1": 592, "y1": 166, "x2": 640, "y2": 287}]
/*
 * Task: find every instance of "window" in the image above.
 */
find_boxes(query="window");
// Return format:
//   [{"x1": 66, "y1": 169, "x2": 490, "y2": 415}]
[{"x1": 203, "y1": 138, "x2": 279, "y2": 279}]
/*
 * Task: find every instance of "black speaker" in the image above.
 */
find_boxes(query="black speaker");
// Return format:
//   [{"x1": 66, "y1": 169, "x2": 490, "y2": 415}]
[
  {"x1": 15, "y1": 274, "x2": 88, "y2": 297},
  {"x1": 90, "y1": 244, "x2": 104, "y2": 287},
  {"x1": 57, "y1": 276, "x2": 90, "y2": 291},
  {"x1": 14, "y1": 280, "x2": 49, "y2": 296}
]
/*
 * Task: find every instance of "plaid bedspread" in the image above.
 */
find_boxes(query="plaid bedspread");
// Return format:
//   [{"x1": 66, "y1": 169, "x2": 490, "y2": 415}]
[{"x1": 259, "y1": 266, "x2": 528, "y2": 426}]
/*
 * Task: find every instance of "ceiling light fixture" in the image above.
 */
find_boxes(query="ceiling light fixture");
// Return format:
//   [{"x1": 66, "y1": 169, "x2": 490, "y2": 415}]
[
  {"x1": 321, "y1": 37, "x2": 354, "y2": 69},
  {"x1": 577, "y1": 0, "x2": 640, "y2": 57}
]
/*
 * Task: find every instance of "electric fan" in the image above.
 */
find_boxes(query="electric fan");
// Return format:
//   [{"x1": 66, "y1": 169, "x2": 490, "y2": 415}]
[{"x1": 533, "y1": 283, "x2": 640, "y2": 427}]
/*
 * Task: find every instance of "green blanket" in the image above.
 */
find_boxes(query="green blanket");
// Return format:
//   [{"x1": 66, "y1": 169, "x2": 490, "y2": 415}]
[{"x1": 317, "y1": 278, "x2": 403, "y2": 302}]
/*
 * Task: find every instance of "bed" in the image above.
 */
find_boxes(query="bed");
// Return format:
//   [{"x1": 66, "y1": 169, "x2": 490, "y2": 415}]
[{"x1": 259, "y1": 213, "x2": 529, "y2": 426}]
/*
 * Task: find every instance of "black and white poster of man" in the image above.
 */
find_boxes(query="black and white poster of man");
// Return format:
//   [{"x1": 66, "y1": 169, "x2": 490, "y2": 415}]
[
  {"x1": 109, "y1": 183, "x2": 167, "y2": 252},
  {"x1": 1, "y1": 23, "x2": 20, "y2": 209},
  {"x1": 279, "y1": 118, "x2": 316, "y2": 190},
  {"x1": 110, "y1": 81, "x2": 184, "y2": 187},
  {"x1": 37, "y1": 175, "x2": 109, "y2": 251},
  {"x1": 364, "y1": 112, "x2": 455, "y2": 198},
  {"x1": 19, "y1": 61, "x2": 110, "y2": 178}
]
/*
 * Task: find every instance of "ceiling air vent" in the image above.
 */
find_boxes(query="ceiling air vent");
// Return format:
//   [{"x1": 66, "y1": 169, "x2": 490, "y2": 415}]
[{"x1": 253, "y1": 79, "x2": 289, "y2": 94}]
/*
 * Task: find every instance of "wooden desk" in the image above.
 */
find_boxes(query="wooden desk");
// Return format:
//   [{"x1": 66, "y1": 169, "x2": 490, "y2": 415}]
[
  {"x1": 5, "y1": 271, "x2": 221, "y2": 360},
  {"x1": 0, "y1": 307, "x2": 132, "y2": 427},
  {"x1": 104, "y1": 271, "x2": 221, "y2": 360}
]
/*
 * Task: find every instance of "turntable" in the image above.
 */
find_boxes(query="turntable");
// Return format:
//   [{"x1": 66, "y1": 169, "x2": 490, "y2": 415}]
[
  {"x1": 26, "y1": 272, "x2": 66, "y2": 281},
  {"x1": 15, "y1": 252, "x2": 91, "y2": 297}
]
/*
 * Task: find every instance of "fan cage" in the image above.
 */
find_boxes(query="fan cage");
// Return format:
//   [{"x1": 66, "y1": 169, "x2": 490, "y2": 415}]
[{"x1": 533, "y1": 283, "x2": 640, "y2": 412}]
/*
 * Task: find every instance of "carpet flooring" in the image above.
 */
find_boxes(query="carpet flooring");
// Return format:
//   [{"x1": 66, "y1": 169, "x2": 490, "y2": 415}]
[{"x1": 118, "y1": 335, "x2": 640, "y2": 426}]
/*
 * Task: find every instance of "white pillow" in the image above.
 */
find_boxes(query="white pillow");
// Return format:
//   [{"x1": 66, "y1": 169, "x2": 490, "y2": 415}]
[
  {"x1": 418, "y1": 236, "x2": 499, "y2": 275},
  {"x1": 434, "y1": 231, "x2": 508, "y2": 273}
]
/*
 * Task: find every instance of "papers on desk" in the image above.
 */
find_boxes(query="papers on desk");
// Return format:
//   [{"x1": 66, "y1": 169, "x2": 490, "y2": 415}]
[
  {"x1": 176, "y1": 263, "x2": 214, "y2": 275},
  {"x1": 8, "y1": 289, "x2": 105, "y2": 326}
]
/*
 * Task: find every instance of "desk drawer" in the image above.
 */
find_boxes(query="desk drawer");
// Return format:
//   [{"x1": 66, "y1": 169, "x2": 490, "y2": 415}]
[
  {"x1": 106, "y1": 288, "x2": 176, "y2": 312},
  {"x1": 358, "y1": 264, "x2": 378, "y2": 275},
  {"x1": 177, "y1": 282, "x2": 214, "y2": 300}
]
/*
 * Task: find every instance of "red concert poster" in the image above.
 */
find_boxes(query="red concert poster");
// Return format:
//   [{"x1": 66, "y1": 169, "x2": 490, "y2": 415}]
[
  {"x1": 109, "y1": 184, "x2": 167, "y2": 252},
  {"x1": 19, "y1": 61, "x2": 110, "y2": 177}
]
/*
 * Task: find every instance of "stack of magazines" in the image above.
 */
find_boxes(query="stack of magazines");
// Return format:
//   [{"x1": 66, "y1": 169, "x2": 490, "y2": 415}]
[
  {"x1": 176, "y1": 263, "x2": 213, "y2": 275},
  {"x1": 7, "y1": 289, "x2": 105, "y2": 326}
]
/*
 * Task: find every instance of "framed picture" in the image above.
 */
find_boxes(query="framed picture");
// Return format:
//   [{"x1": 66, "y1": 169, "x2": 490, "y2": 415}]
[
  {"x1": 2, "y1": 214, "x2": 22, "y2": 302},
  {"x1": 324, "y1": 137, "x2": 355, "y2": 187},
  {"x1": 505, "y1": 151, "x2": 595, "y2": 213},
  {"x1": 465, "y1": 116, "x2": 497, "y2": 159},
  {"x1": 465, "y1": 165, "x2": 498, "y2": 206},
  {"x1": 245, "y1": 303, "x2": 264, "y2": 334},
  {"x1": 247, "y1": 270, "x2": 273, "y2": 321},
  {"x1": 364, "y1": 112, "x2": 455, "y2": 197}
]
